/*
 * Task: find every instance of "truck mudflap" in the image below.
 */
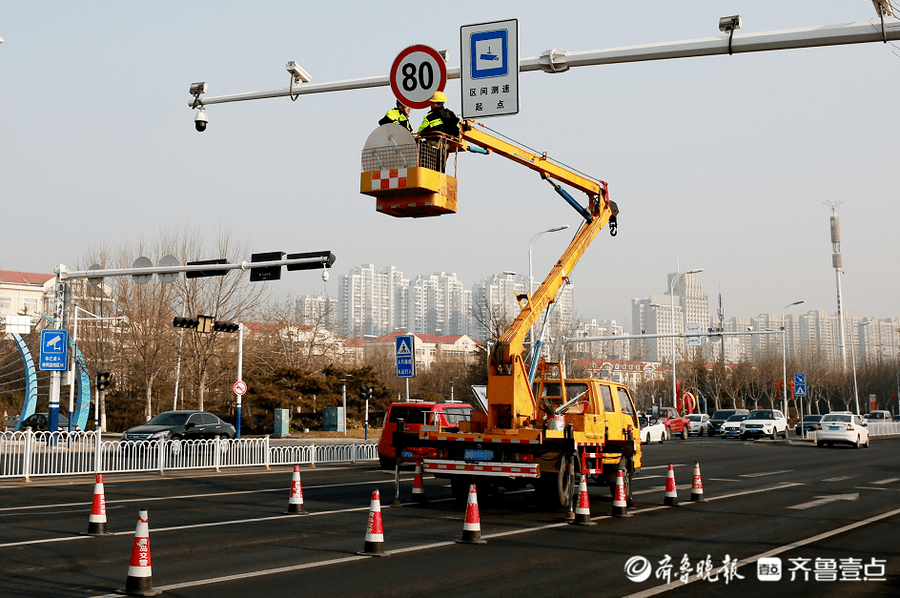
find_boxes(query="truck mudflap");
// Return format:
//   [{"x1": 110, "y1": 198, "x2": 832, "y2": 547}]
[{"x1": 423, "y1": 459, "x2": 540, "y2": 478}]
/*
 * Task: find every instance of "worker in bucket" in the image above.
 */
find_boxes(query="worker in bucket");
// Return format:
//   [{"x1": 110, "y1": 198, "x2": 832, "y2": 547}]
[
  {"x1": 378, "y1": 99, "x2": 412, "y2": 132},
  {"x1": 417, "y1": 91, "x2": 459, "y2": 171}
]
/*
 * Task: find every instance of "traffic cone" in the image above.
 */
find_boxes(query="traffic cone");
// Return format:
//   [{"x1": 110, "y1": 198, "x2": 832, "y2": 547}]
[
  {"x1": 664, "y1": 463, "x2": 679, "y2": 506},
  {"x1": 571, "y1": 475, "x2": 596, "y2": 525},
  {"x1": 284, "y1": 466, "x2": 308, "y2": 514},
  {"x1": 612, "y1": 469, "x2": 630, "y2": 517},
  {"x1": 457, "y1": 484, "x2": 487, "y2": 544},
  {"x1": 357, "y1": 490, "x2": 389, "y2": 557},
  {"x1": 81, "y1": 473, "x2": 109, "y2": 536},
  {"x1": 116, "y1": 509, "x2": 161, "y2": 596},
  {"x1": 690, "y1": 461, "x2": 705, "y2": 502},
  {"x1": 411, "y1": 461, "x2": 427, "y2": 503}
]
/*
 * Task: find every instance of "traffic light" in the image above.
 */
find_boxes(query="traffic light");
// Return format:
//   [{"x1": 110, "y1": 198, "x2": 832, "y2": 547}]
[
  {"x1": 173, "y1": 317, "x2": 199, "y2": 329},
  {"x1": 96, "y1": 371, "x2": 111, "y2": 391},
  {"x1": 212, "y1": 321, "x2": 240, "y2": 333},
  {"x1": 358, "y1": 385, "x2": 373, "y2": 401}
]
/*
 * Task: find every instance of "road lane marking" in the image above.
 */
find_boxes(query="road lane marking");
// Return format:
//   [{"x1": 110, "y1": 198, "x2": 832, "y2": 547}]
[
  {"x1": 0, "y1": 476, "x2": 418, "y2": 513},
  {"x1": 739, "y1": 470, "x2": 793, "y2": 478},
  {"x1": 788, "y1": 493, "x2": 859, "y2": 510},
  {"x1": 822, "y1": 475, "x2": 854, "y2": 482},
  {"x1": 872, "y1": 477, "x2": 900, "y2": 485},
  {"x1": 622, "y1": 505, "x2": 900, "y2": 598}
]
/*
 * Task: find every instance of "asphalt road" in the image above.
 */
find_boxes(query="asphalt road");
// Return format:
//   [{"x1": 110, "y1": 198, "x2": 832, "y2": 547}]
[{"x1": 2, "y1": 435, "x2": 898, "y2": 598}]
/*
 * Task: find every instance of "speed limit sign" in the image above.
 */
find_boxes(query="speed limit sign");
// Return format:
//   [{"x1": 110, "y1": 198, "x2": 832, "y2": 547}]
[{"x1": 390, "y1": 45, "x2": 447, "y2": 109}]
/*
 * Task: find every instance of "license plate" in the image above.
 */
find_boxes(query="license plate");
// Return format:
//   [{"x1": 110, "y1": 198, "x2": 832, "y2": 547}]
[
  {"x1": 464, "y1": 449, "x2": 494, "y2": 461},
  {"x1": 401, "y1": 450, "x2": 414, "y2": 458},
  {"x1": 828, "y1": 426, "x2": 840, "y2": 431}
]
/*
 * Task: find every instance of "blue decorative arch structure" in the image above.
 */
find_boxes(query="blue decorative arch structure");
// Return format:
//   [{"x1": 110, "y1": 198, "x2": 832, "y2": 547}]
[
  {"x1": 71, "y1": 339, "x2": 90, "y2": 430},
  {"x1": 12, "y1": 333, "x2": 38, "y2": 431}
]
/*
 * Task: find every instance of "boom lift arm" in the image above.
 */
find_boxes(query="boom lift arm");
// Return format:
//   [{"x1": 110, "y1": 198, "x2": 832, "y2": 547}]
[{"x1": 458, "y1": 120, "x2": 619, "y2": 432}]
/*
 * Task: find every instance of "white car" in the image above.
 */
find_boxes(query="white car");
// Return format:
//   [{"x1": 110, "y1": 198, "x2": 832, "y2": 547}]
[
  {"x1": 816, "y1": 413, "x2": 870, "y2": 448},
  {"x1": 686, "y1": 414, "x2": 710, "y2": 437},
  {"x1": 740, "y1": 409, "x2": 788, "y2": 440},
  {"x1": 638, "y1": 415, "x2": 668, "y2": 444}
]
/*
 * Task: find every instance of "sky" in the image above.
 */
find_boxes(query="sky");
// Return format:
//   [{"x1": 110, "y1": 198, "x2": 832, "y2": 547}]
[{"x1": 2, "y1": 1, "x2": 899, "y2": 330}]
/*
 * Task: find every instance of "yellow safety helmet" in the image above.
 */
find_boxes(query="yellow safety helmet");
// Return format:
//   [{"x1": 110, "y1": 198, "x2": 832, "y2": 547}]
[{"x1": 430, "y1": 91, "x2": 447, "y2": 103}]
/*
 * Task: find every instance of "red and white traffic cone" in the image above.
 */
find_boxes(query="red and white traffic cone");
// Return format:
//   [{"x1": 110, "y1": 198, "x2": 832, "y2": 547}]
[
  {"x1": 690, "y1": 461, "x2": 705, "y2": 502},
  {"x1": 116, "y1": 509, "x2": 161, "y2": 596},
  {"x1": 284, "y1": 466, "x2": 308, "y2": 514},
  {"x1": 411, "y1": 461, "x2": 427, "y2": 503},
  {"x1": 572, "y1": 475, "x2": 596, "y2": 525},
  {"x1": 457, "y1": 484, "x2": 487, "y2": 544},
  {"x1": 612, "y1": 469, "x2": 630, "y2": 517},
  {"x1": 82, "y1": 473, "x2": 109, "y2": 536},
  {"x1": 357, "y1": 490, "x2": 389, "y2": 557},
  {"x1": 664, "y1": 463, "x2": 679, "y2": 506}
]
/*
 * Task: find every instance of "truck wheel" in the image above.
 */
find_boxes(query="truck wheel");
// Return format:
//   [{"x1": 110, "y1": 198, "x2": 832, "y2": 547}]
[
  {"x1": 451, "y1": 477, "x2": 474, "y2": 504},
  {"x1": 606, "y1": 461, "x2": 633, "y2": 506},
  {"x1": 681, "y1": 428, "x2": 688, "y2": 441},
  {"x1": 536, "y1": 455, "x2": 575, "y2": 508}
]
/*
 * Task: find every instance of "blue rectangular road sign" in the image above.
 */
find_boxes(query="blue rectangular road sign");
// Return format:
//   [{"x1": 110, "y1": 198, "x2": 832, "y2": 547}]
[
  {"x1": 39, "y1": 329, "x2": 69, "y2": 371},
  {"x1": 460, "y1": 19, "x2": 519, "y2": 119},
  {"x1": 793, "y1": 373, "x2": 806, "y2": 397},
  {"x1": 395, "y1": 335, "x2": 416, "y2": 378}
]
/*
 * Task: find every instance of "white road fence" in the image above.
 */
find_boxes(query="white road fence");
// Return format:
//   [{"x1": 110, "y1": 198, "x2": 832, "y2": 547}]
[{"x1": 0, "y1": 430, "x2": 378, "y2": 481}]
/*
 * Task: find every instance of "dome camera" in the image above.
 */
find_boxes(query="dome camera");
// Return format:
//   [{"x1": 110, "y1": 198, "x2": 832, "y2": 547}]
[{"x1": 194, "y1": 108, "x2": 208, "y2": 132}]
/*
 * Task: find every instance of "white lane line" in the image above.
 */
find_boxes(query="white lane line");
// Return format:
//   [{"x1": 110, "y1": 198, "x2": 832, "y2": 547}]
[
  {"x1": 872, "y1": 477, "x2": 900, "y2": 485},
  {"x1": 78, "y1": 482, "x2": 804, "y2": 597},
  {"x1": 739, "y1": 470, "x2": 793, "y2": 478},
  {"x1": 822, "y1": 475, "x2": 854, "y2": 482},
  {"x1": 0, "y1": 476, "x2": 416, "y2": 513},
  {"x1": 622, "y1": 505, "x2": 900, "y2": 598},
  {"x1": 788, "y1": 493, "x2": 859, "y2": 510}
]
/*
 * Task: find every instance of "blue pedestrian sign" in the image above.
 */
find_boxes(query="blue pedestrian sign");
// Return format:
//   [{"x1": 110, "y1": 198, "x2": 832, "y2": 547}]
[
  {"x1": 395, "y1": 335, "x2": 416, "y2": 378},
  {"x1": 793, "y1": 373, "x2": 806, "y2": 398},
  {"x1": 39, "y1": 329, "x2": 69, "y2": 371}
]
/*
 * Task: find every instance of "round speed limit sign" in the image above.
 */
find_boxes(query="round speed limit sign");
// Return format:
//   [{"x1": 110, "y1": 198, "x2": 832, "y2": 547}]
[{"x1": 390, "y1": 45, "x2": 447, "y2": 110}]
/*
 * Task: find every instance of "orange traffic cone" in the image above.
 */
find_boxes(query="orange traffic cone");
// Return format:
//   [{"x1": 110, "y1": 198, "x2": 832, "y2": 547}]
[
  {"x1": 612, "y1": 469, "x2": 630, "y2": 517},
  {"x1": 690, "y1": 461, "x2": 705, "y2": 502},
  {"x1": 116, "y1": 509, "x2": 161, "y2": 596},
  {"x1": 82, "y1": 473, "x2": 109, "y2": 536},
  {"x1": 357, "y1": 490, "x2": 389, "y2": 557},
  {"x1": 572, "y1": 475, "x2": 596, "y2": 525},
  {"x1": 284, "y1": 466, "x2": 308, "y2": 514},
  {"x1": 664, "y1": 463, "x2": 679, "y2": 506},
  {"x1": 411, "y1": 461, "x2": 427, "y2": 503},
  {"x1": 457, "y1": 484, "x2": 487, "y2": 544}
]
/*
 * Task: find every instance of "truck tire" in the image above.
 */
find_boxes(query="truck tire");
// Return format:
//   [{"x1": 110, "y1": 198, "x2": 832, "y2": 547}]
[
  {"x1": 606, "y1": 460, "x2": 633, "y2": 507},
  {"x1": 681, "y1": 427, "x2": 688, "y2": 441},
  {"x1": 451, "y1": 476, "x2": 474, "y2": 503},
  {"x1": 536, "y1": 455, "x2": 575, "y2": 508}
]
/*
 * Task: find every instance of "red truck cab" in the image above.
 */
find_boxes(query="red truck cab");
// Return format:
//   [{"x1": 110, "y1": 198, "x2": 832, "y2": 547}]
[
  {"x1": 377, "y1": 400, "x2": 472, "y2": 469},
  {"x1": 657, "y1": 406, "x2": 691, "y2": 440}
]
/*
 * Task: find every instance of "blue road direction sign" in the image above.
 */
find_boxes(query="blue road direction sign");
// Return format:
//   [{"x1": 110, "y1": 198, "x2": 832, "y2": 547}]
[
  {"x1": 395, "y1": 335, "x2": 416, "y2": 378},
  {"x1": 39, "y1": 329, "x2": 68, "y2": 371},
  {"x1": 460, "y1": 19, "x2": 519, "y2": 118},
  {"x1": 794, "y1": 373, "x2": 807, "y2": 397}
]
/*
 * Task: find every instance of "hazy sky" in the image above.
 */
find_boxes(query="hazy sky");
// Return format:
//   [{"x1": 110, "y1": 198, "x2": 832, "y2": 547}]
[{"x1": 3, "y1": 2, "x2": 898, "y2": 329}]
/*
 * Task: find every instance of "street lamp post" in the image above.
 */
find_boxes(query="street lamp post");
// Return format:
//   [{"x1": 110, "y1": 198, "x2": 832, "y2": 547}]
[
  {"x1": 850, "y1": 320, "x2": 871, "y2": 415},
  {"x1": 528, "y1": 225, "x2": 569, "y2": 355},
  {"x1": 781, "y1": 300, "x2": 805, "y2": 417},
  {"x1": 339, "y1": 377, "x2": 348, "y2": 435},
  {"x1": 670, "y1": 269, "x2": 703, "y2": 410}
]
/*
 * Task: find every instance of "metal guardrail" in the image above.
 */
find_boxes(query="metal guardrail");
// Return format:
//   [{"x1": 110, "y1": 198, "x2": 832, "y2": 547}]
[{"x1": 0, "y1": 430, "x2": 377, "y2": 481}]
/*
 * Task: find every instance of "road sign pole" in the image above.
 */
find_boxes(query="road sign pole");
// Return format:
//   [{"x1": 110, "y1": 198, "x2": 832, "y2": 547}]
[{"x1": 236, "y1": 323, "x2": 243, "y2": 438}]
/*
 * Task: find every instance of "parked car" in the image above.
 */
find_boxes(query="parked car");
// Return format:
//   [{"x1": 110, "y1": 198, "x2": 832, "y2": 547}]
[
  {"x1": 657, "y1": 407, "x2": 692, "y2": 440},
  {"x1": 740, "y1": 409, "x2": 789, "y2": 440},
  {"x1": 122, "y1": 410, "x2": 235, "y2": 441},
  {"x1": 686, "y1": 414, "x2": 711, "y2": 437},
  {"x1": 816, "y1": 412, "x2": 869, "y2": 448},
  {"x1": 708, "y1": 409, "x2": 749, "y2": 436},
  {"x1": 863, "y1": 410, "x2": 891, "y2": 423},
  {"x1": 795, "y1": 414, "x2": 824, "y2": 436},
  {"x1": 720, "y1": 414, "x2": 749, "y2": 439},
  {"x1": 377, "y1": 401, "x2": 472, "y2": 469},
  {"x1": 638, "y1": 415, "x2": 668, "y2": 444},
  {"x1": 18, "y1": 412, "x2": 71, "y2": 431}
]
